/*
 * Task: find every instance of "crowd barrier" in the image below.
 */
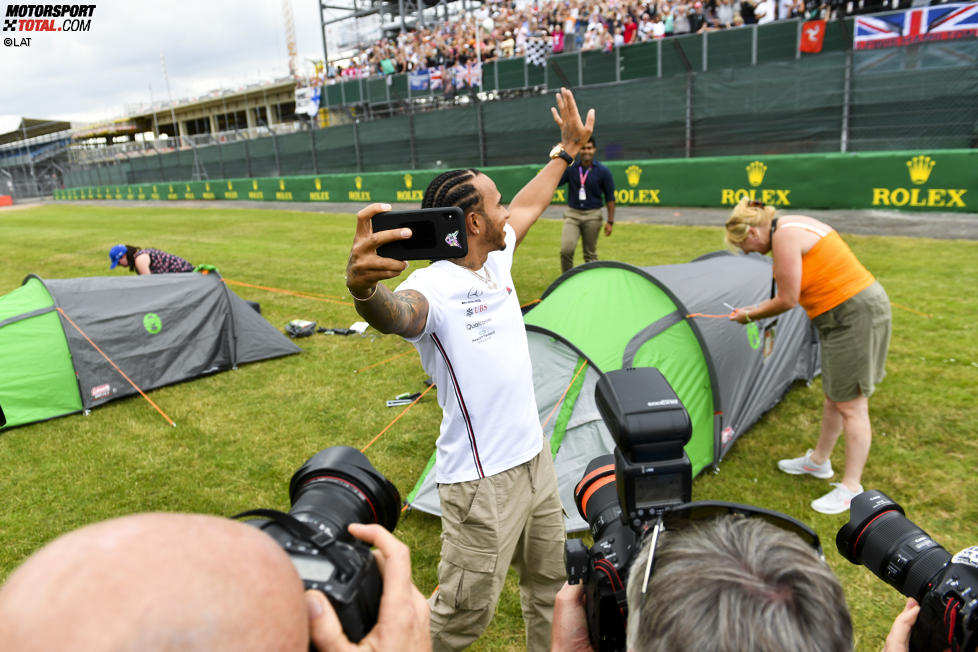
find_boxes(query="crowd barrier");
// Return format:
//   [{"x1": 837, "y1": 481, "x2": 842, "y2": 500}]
[{"x1": 54, "y1": 149, "x2": 977, "y2": 212}]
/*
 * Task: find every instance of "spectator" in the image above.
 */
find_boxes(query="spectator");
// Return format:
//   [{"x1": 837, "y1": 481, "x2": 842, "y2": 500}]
[
  {"x1": 638, "y1": 12, "x2": 656, "y2": 40},
  {"x1": 688, "y1": 2, "x2": 707, "y2": 33},
  {"x1": 109, "y1": 244, "x2": 194, "y2": 275},
  {"x1": 716, "y1": 0, "x2": 738, "y2": 28},
  {"x1": 623, "y1": 13, "x2": 639, "y2": 43},
  {"x1": 757, "y1": 0, "x2": 775, "y2": 23},
  {"x1": 741, "y1": 0, "x2": 759, "y2": 23},
  {"x1": 673, "y1": 2, "x2": 692, "y2": 33},
  {"x1": 725, "y1": 198, "x2": 891, "y2": 514}
]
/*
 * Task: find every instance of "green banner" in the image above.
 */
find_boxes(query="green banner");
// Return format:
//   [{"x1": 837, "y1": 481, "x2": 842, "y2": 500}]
[{"x1": 56, "y1": 150, "x2": 977, "y2": 212}]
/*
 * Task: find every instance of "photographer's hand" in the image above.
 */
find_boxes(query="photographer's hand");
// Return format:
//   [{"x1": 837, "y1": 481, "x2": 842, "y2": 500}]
[
  {"x1": 550, "y1": 583, "x2": 595, "y2": 652},
  {"x1": 882, "y1": 598, "x2": 919, "y2": 652},
  {"x1": 306, "y1": 523, "x2": 431, "y2": 652}
]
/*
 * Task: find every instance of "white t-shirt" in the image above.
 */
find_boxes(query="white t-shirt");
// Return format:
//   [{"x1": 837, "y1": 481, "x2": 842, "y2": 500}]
[
  {"x1": 397, "y1": 225, "x2": 543, "y2": 484},
  {"x1": 757, "y1": 0, "x2": 775, "y2": 23}
]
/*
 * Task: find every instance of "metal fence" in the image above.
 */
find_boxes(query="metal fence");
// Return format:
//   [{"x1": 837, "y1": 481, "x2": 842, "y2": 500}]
[{"x1": 60, "y1": 14, "x2": 978, "y2": 188}]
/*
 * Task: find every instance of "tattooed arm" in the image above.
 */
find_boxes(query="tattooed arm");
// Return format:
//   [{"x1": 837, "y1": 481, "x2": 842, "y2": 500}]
[{"x1": 346, "y1": 203, "x2": 429, "y2": 339}]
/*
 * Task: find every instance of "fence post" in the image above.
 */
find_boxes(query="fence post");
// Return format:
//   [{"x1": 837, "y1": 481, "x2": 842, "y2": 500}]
[
  {"x1": 270, "y1": 127, "x2": 281, "y2": 176},
  {"x1": 476, "y1": 100, "x2": 487, "y2": 167},
  {"x1": 703, "y1": 30, "x2": 709, "y2": 72},
  {"x1": 408, "y1": 113, "x2": 418, "y2": 170},
  {"x1": 310, "y1": 128, "x2": 320, "y2": 175},
  {"x1": 243, "y1": 134, "x2": 253, "y2": 178},
  {"x1": 685, "y1": 72, "x2": 694, "y2": 158},
  {"x1": 751, "y1": 24, "x2": 758, "y2": 65},
  {"x1": 216, "y1": 135, "x2": 226, "y2": 180},
  {"x1": 353, "y1": 119, "x2": 363, "y2": 172},
  {"x1": 840, "y1": 49, "x2": 853, "y2": 152}
]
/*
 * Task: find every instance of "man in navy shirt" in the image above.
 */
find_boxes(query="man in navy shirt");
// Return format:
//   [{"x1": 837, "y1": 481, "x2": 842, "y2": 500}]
[{"x1": 557, "y1": 137, "x2": 615, "y2": 274}]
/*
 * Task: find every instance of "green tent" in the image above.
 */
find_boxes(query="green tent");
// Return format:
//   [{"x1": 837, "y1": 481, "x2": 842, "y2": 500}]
[
  {"x1": 406, "y1": 253, "x2": 821, "y2": 530},
  {"x1": 0, "y1": 273, "x2": 300, "y2": 430}
]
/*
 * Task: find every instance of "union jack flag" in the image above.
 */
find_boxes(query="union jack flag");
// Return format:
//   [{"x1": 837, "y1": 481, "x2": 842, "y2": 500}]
[
  {"x1": 854, "y1": 2, "x2": 978, "y2": 50},
  {"x1": 430, "y1": 66, "x2": 444, "y2": 89}
]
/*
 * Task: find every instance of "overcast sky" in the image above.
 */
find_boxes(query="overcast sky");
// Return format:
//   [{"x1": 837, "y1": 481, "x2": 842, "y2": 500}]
[{"x1": 0, "y1": 0, "x2": 336, "y2": 134}]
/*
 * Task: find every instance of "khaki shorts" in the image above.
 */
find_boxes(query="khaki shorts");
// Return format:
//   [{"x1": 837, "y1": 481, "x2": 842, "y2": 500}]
[{"x1": 812, "y1": 281, "x2": 891, "y2": 402}]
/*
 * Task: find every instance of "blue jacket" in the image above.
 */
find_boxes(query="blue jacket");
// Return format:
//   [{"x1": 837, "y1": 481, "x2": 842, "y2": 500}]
[{"x1": 559, "y1": 160, "x2": 615, "y2": 210}]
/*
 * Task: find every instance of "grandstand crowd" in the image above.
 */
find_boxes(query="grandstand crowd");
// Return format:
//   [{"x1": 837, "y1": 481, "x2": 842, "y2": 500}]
[{"x1": 326, "y1": 0, "x2": 827, "y2": 81}]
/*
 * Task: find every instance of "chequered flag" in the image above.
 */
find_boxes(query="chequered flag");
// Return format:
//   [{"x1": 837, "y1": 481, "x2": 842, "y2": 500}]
[{"x1": 3, "y1": 19, "x2": 17, "y2": 31}]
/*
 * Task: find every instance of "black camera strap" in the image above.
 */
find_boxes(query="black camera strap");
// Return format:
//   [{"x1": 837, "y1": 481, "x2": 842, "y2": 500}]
[{"x1": 231, "y1": 508, "x2": 336, "y2": 548}]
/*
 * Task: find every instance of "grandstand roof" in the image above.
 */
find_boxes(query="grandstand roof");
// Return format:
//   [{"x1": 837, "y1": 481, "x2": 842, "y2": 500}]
[{"x1": 0, "y1": 119, "x2": 72, "y2": 146}]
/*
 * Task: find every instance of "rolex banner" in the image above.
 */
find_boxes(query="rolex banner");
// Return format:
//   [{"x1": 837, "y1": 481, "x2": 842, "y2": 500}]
[{"x1": 54, "y1": 150, "x2": 977, "y2": 212}]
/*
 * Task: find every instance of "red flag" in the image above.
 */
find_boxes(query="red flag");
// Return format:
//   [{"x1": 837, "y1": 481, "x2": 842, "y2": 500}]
[{"x1": 800, "y1": 19, "x2": 827, "y2": 53}]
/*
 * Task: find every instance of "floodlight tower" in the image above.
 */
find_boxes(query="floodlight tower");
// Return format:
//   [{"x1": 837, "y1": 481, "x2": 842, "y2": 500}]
[{"x1": 283, "y1": 0, "x2": 298, "y2": 78}]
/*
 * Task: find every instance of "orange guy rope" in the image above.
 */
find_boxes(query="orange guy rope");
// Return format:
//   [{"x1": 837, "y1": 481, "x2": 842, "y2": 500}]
[
  {"x1": 361, "y1": 383, "x2": 436, "y2": 453},
  {"x1": 541, "y1": 359, "x2": 588, "y2": 430},
  {"x1": 56, "y1": 309, "x2": 176, "y2": 427},
  {"x1": 890, "y1": 302, "x2": 932, "y2": 318},
  {"x1": 354, "y1": 349, "x2": 416, "y2": 374},
  {"x1": 687, "y1": 313, "x2": 734, "y2": 319},
  {"x1": 222, "y1": 278, "x2": 352, "y2": 307}
]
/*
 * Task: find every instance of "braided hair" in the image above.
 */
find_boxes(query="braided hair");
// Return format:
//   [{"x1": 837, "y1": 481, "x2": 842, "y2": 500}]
[{"x1": 421, "y1": 169, "x2": 483, "y2": 214}]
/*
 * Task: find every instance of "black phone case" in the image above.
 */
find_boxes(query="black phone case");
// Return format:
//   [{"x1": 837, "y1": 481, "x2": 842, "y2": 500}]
[{"x1": 373, "y1": 207, "x2": 468, "y2": 260}]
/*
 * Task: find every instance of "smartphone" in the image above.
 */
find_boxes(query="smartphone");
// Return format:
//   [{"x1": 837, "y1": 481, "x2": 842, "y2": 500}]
[{"x1": 373, "y1": 207, "x2": 468, "y2": 261}]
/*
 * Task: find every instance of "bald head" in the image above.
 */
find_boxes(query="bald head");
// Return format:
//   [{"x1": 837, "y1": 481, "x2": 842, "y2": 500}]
[{"x1": 0, "y1": 513, "x2": 309, "y2": 652}]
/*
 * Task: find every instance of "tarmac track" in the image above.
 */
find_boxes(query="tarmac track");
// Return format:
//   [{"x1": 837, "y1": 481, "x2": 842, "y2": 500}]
[{"x1": 34, "y1": 198, "x2": 978, "y2": 240}]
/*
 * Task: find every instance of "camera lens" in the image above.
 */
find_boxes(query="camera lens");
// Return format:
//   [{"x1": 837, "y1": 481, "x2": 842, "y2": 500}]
[
  {"x1": 573, "y1": 454, "x2": 623, "y2": 539},
  {"x1": 837, "y1": 490, "x2": 950, "y2": 600},
  {"x1": 289, "y1": 446, "x2": 401, "y2": 539}
]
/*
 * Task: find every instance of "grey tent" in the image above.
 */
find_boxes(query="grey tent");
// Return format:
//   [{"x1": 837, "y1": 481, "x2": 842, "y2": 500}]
[
  {"x1": 407, "y1": 252, "x2": 821, "y2": 531},
  {"x1": 0, "y1": 273, "x2": 300, "y2": 430}
]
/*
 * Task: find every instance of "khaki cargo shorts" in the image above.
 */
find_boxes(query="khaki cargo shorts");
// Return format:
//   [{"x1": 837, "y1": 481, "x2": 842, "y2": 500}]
[{"x1": 812, "y1": 281, "x2": 891, "y2": 402}]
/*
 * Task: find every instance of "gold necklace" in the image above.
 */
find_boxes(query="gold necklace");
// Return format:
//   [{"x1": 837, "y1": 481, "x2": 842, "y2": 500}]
[{"x1": 466, "y1": 265, "x2": 497, "y2": 290}]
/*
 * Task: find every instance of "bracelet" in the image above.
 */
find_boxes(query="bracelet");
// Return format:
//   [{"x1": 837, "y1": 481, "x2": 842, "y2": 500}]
[
  {"x1": 745, "y1": 310, "x2": 752, "y2": 323},
  {"x1": 607, "y1": 220, "x2": 614, "y2": 225},
  {"x1": 350, "y1": 285, "x2": 378, "y2": 302}
]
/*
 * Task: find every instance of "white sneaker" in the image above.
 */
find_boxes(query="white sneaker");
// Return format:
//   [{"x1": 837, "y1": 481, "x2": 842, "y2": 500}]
[
  {"x1": 777, "y1": 450, "x2": 834, "y2": 479},
  {"x1": 811, "y1": 483, "x2": 864, "y2": 514}
]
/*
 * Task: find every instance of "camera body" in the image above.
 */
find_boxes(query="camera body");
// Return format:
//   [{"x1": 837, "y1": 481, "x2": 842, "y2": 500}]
[
  {"x1": 565, "y1": 367, "x2": 692, "y2": 651},
  {"x1": 235, "y1": 446, "x2": 401, "y2": 643},
  {"x1": 837, "y1": 490, "x2": 977, "y2": 652}
]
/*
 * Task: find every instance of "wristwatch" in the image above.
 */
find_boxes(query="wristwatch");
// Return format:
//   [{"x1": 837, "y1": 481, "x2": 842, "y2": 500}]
[{"x1": 549, "y1": 144, "x2": 574, "y2": 165}]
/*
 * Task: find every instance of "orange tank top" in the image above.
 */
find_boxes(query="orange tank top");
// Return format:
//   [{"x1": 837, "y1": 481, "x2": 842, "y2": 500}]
[{"x1": 780, "y1": 223, "x2": 875, "y2": 319}]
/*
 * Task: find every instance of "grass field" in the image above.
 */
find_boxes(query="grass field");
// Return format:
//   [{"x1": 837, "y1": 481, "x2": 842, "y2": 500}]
[{"x1": 1, "y1": 203, "x2": 976, "y2": 651}]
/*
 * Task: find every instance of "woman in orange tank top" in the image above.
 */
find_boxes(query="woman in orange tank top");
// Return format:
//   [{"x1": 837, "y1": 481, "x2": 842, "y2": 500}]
[{"x1": 723, "y1": 198, "x2": 891, "y2": 515}]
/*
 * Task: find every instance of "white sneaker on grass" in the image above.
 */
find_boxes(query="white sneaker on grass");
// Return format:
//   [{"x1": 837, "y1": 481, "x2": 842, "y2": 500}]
[
  {"x1": 811, "y1": 483, "x2": 864, "y2": 514},
  {"x1": 777, "y1": 449, "x2": 833, "y2": 479}
]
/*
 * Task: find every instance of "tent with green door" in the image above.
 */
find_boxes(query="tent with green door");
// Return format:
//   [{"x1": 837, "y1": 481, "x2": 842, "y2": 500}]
[
  {"x1": 0, "y1": 273, "x2": 300, "y2": 431},
  {"x1": 406, "y1": 252, "x2": 821, "y2": 531}
]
